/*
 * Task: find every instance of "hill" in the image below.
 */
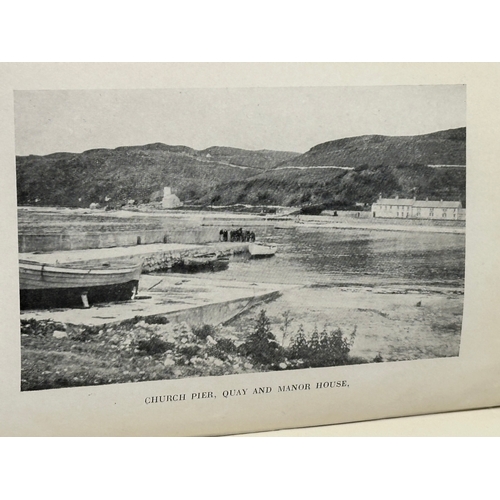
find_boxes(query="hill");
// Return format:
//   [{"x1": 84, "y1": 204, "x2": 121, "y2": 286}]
[
  {"x1": 274, "y1": 127, "x2": 466, "y2": 168},
  {"x1": 16, "y1": 128, "x2": 466, "y2": 210},
  {"x1": 200, "y1": 146, "x2": 299, "y2": 169},
  {"x1": 16, "y1": 144, "x2": 300, "y2": 207},
  {"x1": 195, "y1": 128, "x2": 466, "y2": 208},
  {"x1": 198, "y1": 163, "x2": 466, "y2": 209}
]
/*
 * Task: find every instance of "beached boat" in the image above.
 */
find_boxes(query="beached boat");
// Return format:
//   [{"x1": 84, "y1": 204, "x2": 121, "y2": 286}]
[
  {"x1": 182, "y1": 253, "x2": 217, "y2": 268},
  {"x1": 181, "y1": 253, "x2": 230, "y2": 272},
  {"x1": 248, "y1": 242, "x2": 278, "y2": 258},
  {"x1": 19, "y1": 259, "x2": 143, "y2": 309}
]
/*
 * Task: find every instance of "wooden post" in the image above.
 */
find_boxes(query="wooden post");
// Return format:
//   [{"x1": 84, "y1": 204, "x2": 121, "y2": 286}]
[{"x1": 81, "y1": 292, "x2": 90, "y2": 308}]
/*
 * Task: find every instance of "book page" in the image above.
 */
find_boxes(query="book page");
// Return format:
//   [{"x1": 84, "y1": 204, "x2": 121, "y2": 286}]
[{"x1": 1, "y1": 63, "x2": 499, "y2": 436}]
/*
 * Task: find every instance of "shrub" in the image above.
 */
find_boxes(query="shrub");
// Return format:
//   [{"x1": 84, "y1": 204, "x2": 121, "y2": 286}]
[
  {"x1": 238, "y1": 310, "x2": 284, "y2": 366},
  {"x1": 207, "y1": 338, "x2": 238, "y2": 361},
  {"x1": 300, "y1": 205, "x2": 325, "y2": 216},
  {"x1": 215, "y1": 338, "x2": 237, "y2": 353},
  {"x1": 287, "y1": 326, "x2": 357, "y2": 368},
  {"x1": 135, "y1": 334, "x2": 174, "y2": 356},
  {"x1": 177, "y1": 344, "x2": 201, "y2": 358},
  {"x1": 21, "y1": 319, "x2": 56, "y2": 337},
  {"x1": 144, "y1": 315, "x2": 170, "y2": 325},
  {"x1": 20, "y1": 319, "x2": 71, "y2": 337},
  {"x1": 192, "y1": 324, "x2": 216, "y2": 340},
  {"x1": 279, "y1": 310, "x2": 293, "y2": 346},
  {"x1": 287, "y1": 324, "x2": 309, "y2": 359}
]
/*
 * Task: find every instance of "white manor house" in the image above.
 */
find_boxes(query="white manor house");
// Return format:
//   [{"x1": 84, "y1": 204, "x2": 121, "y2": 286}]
[{"x1": 371, "y1": 196, "x2": 466, "y2": 220}]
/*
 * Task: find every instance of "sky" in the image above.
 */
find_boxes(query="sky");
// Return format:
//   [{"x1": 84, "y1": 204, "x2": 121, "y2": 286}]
[{"x1": 14, "y1": 85, "x2": 466, "y2": 156}]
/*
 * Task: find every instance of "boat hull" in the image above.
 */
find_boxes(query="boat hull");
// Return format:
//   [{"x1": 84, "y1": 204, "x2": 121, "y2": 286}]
[
  {"x1": 19, "y1": 280, "x2": 140, "y2": 309},
  {"x1": 248, "y1": 243, "x2": 277, "y2": 258},
  {"x1": 19, "y1": 260, "x2": 142, "y2": 309},
  {"x1": 177, "y1": 254, "x2": 230, "y2": 273}
]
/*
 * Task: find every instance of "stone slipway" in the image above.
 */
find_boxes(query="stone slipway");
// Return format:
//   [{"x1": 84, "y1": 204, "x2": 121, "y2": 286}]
[{"x1": 20, "y1": 274, "x2": 296, "y2": 328}]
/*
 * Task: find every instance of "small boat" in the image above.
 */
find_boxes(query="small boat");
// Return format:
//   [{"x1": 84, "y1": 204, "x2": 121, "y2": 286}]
[
  {"x1": 182, "y1": 253, "x2": 218, "y2": 268},
  {"x1": 19, "y1": 259, "x2": 143, "y2": 309},
  {"x1": 181, "y1": 253, "x2": 230, "y2": 272},
  {"x1": 248, "y1": 242, "x2": 278, "y2": 258}
]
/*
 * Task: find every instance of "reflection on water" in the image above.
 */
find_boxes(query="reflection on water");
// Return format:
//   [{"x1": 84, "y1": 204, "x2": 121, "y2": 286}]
[{"x1": 217, "y1": 227, "x2": 465, "y2": 287}]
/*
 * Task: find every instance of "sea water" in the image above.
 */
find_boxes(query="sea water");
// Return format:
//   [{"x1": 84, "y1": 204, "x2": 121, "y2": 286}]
[{"x1": 216, "y1": 226, "x2": 465, "y2": 288}]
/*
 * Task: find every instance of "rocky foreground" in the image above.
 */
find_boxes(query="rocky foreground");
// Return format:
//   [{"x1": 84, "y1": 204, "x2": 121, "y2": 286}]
[
  {"x1": 20, "y1": 305, "x2": 366, "y2": 392},
  {"x1": 20, "y1": 316, "x2": 258, "y2": 391}
]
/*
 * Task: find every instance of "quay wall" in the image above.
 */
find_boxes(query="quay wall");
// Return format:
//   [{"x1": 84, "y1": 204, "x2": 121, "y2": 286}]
[
  {"x1": 162, "y1": 290, "x2": 282, "y2": 327},
  {"x1": 18, "y1": 228, "x2": 220, "y2": 253},
  {"x1": 65, "y1": 242, "x2": 250, "y2": 273},
  {"x1": 140, "y1": 242, "x2": 248, "y2": 273}
]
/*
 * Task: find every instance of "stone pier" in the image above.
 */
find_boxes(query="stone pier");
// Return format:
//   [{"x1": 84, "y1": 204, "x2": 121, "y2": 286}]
[{"x1": 19, "y1": 241, "x2": 250, "y2": 273}]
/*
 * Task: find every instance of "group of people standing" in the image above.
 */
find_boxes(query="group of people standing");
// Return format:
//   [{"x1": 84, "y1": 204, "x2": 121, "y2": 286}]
[{"x1": 219, "y1": 228, "x2": 256, "y2": 242}]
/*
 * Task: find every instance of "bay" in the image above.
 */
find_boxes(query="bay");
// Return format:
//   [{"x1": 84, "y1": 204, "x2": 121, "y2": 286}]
[{"x1": 215, "y1": 226, "x2": 465, "y2": 288}]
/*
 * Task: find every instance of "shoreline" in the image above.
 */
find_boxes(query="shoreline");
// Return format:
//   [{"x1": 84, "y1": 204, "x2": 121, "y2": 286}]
[
  {"x1": 19, "y1": 205, "x2": 466, "y2": 237},
  {"x1": 294, "y1": 220, "x2": 465, "y2": 234}
]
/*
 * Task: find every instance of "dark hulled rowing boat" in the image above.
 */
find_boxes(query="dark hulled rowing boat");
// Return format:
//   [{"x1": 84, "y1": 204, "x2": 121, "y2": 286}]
[{"x1": 19, "y1": 259, "x2": 143, "y2": 309}]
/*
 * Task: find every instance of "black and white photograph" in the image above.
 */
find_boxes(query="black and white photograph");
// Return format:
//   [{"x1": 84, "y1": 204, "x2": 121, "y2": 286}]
[{"x1": 16, "y1": 85, "x2": 466, "y2": 392}]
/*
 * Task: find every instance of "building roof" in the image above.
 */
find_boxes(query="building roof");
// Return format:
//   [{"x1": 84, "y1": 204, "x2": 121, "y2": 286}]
[
  {"x1": 413, "y1": 200, "x2": 462, "y2": 209},
  {"x1": 375, "y1": 197, "x2": 462, "y2": 209},
  {"x1": 376, "y1": 198, "x2": 416, "y2": 206}
]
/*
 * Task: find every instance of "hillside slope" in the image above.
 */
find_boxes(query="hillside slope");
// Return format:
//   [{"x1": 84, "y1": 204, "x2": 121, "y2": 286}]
[
  {"x1": 197, "y1": 164, "x2": 466, "y2": 209},
  {"x1": 16, "y1": 144, "x2": 300, "y2": 207},
  {"x1": 275, "y1": 127, "x2": 466, "y2": 168},
  {"x1": 16, "y1": 128, "x2": 466, "y2": 209},
  {"x1": 196, "y1": 128, "x2": 466, "y2": 208}
]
